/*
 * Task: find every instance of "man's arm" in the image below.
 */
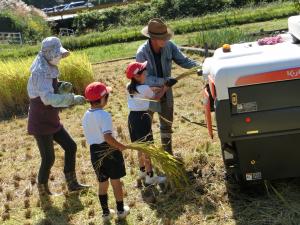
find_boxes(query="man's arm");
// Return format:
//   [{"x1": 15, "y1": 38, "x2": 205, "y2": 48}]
[
  {"x1": 170, "y1": 41, "x2": 200, "y2": 69},
  {"x1": 136, "y1": 45, "x2": 147, "y2": 63}
]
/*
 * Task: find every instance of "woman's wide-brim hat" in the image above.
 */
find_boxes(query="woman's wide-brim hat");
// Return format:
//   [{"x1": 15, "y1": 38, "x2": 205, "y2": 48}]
[{"x1": 141, "y1": 18, "x2": 174, "y2": 40}]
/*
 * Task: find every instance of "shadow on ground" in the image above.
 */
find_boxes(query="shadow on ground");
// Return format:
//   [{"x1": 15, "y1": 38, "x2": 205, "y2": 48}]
[
  {"x1": 227, "y1": 177, "x2": 300, "y2": 225},
  {"x1": 135, "y1": 168, "x2": 209, "y2": 223},
  {"x1": 36, "y1": 191, "x2": 85, "y2": 225}
]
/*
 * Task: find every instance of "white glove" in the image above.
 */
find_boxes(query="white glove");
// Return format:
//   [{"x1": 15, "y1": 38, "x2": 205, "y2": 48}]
[{"x1": 73, "y1": 95, "x2": 86, "y2": 105}]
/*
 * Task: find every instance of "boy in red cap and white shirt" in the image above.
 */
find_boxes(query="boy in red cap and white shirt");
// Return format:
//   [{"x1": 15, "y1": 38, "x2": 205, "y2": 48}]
[
  {"x1": 82, "y1": 82, "x2": 129, "y2": 222},
  {"x1": 126, "y1": 61, "x2": 177, "y2": 185}
]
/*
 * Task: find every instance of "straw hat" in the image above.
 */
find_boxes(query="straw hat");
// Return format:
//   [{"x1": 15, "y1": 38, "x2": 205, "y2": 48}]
[{"x1": 141, "y1": 18, "x2": 173, "y2": 40}]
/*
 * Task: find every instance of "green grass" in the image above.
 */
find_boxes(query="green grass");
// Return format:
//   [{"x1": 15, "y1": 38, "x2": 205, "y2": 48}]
[
  {"x1": 0, "y1": 1, "x2": 296, "y2": 60},
  {"x1": 75, "y1": 40, "x2": 144, "y2": 63}
]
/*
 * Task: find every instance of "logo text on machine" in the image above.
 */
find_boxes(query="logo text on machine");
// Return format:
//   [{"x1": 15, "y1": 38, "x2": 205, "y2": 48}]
[{"x1": 287, "y1": 69, "x2": 300, "y2": 78}]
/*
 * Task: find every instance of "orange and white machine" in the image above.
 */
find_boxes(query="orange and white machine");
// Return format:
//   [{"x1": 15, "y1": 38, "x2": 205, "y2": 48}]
[{"x1": 202, "y1": 15, "x2": 300, "y2": 183}]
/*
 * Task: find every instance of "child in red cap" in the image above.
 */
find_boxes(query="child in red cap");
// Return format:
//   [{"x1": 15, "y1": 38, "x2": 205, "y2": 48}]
[
  {"x1": 82, "y1": 82, "x2": 130, "y2": 222},
  {"x1": 126, "y1": 61, "x2": 176, "y2": 185}
]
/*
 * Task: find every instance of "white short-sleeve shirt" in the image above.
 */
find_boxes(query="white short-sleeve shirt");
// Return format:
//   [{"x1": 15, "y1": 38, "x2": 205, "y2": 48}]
[
  {"x1": 82, "y1": 109, "x2": 113, "y2": 145},
  {"x1": 127, "y1": 84, "x2": 154, "y2": 111}
]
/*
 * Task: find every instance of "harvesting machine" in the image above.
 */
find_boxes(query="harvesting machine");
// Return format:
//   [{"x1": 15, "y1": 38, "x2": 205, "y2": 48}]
[{"x1": 202, "y1": 15, "x2": 300, "y2": 183}]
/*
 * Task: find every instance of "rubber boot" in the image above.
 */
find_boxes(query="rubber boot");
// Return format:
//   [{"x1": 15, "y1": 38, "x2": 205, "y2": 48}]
[
  {"x1": 65, "y1": 171, "x2": 90, "y2": 192},
  {"x1": 161, "y1": 137, "x2": 173, "y2": 155},
  {"x1": 37, "y1": 183, "x2": 60, "y2": 196}
]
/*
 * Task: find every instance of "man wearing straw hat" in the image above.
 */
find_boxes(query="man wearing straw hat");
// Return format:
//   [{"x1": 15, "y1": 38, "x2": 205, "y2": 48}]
[{"x1": 136, "y1": 18, "x2": 200, "y2": 155}]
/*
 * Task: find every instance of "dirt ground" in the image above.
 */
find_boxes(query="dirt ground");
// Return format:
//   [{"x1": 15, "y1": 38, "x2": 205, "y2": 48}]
[{"x1": 1, "y1": 55, "x2": 300, "y2": 225}]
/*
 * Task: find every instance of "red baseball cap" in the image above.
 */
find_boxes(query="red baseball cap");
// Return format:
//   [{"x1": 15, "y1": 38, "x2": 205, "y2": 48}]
[
  {"x1": 125, "y1": 61, "x2": 147, "y2": 79},
  {"x1": 85, "y1": 82, "x2": 112, "y2": 102}
]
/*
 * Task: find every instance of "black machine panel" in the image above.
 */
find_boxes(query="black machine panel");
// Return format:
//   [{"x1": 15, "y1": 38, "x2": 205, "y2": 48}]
[
  {"x1": 229, "y1": 78, "x2": 300, "y2": 114},
  {"x1": 235, "y1": 132, "x2": 300, "y2": 181},
  {"x1": 227, "y1": 79, "x2": 300, "y2": 137}
]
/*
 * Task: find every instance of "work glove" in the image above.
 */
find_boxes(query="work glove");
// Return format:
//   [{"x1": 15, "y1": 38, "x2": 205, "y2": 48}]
[
  {"x1": 164, "y1": 77, "x2": 178, "y2": 87},
  {"x1": 58, "y1": 81, "x2": 73, "y2": 94},
  {"x1": 197, "y1": 69, "x2": 203, "y2": 76},
  {"x1": 73, "y1": 95, "x2": 86, "y2": 105}
]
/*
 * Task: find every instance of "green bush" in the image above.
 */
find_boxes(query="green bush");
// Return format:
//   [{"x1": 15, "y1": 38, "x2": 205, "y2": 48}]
[
  {"x1": 0, "y1": 10, "x2": 51, "y2": 43},
  {"x1": 74, "y1": 0, "x2": 293, "y2": 33},
  {"x1": 69, "y1": 1, "x2": 297, "y2": 49},
  {"x1": 0, "y1": 1, "x2": 296, "y2": 60},
  {"x1": 73, "y1": 3, "x2": 151, "y2": 33},
  {"x1": 169, "y1": 1, "x2": 296, "y2": 34}
]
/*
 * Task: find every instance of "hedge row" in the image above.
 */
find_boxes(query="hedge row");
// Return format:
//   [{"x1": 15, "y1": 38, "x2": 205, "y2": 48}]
[
  {"x1": 73, "y1": 0, "x2": 292, "y2": 33},
  {"x1": 0, "y1": 10, "x2": 51, "y2": 43},
  {"x1": 64, "y1": 1, "x2": 298, "y2": 49},
  {"x1": 0, "y1": 1, "x2": 296, "y2": 60}
]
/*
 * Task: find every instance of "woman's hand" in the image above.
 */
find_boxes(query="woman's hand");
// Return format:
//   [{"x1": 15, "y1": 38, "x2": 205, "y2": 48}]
[{"x1": 73, "y1": 95, "x2": 86, "y2": 105}]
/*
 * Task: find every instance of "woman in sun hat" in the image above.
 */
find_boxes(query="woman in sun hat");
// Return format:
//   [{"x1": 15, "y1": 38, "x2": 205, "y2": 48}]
[
  {"x1": 136, "y1": 18, "x2": 201, "y2": 155},
  {"x1": 27, "y1": 36, "x2": 89, "y2": 195}
]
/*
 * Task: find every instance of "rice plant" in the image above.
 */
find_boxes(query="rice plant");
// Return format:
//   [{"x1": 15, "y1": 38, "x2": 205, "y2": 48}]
[{"x1": 0, "y1": 53, "x2": 94, "y2": 118}]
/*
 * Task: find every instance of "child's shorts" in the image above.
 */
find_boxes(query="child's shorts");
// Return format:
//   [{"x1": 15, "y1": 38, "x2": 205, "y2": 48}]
[
  {"x1": 90, "y1": 142, "x2": 126, "y2": 182},
  {"x1": 128, "y1": 111, "x2": 154, "y2": 143}
]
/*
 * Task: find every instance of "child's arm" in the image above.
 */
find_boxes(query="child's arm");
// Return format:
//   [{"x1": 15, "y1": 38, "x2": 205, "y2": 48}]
[
  {"x1": 150, "y1": 86, "x2": 163, "y2": 93},
  {"x1": 104, "y1": 133, "x2": 127, "y2": 151},
  {"x1": 150, "y1": 85, "x2": 169, "y2": 101}
]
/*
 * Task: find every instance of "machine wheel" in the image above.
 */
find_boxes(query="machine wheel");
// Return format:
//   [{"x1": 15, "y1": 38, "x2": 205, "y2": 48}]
[
  {"x1": 221, "y1": 143, "x2": 236, "y2": 169},
  {"x1": 233, "y1": 171, "x2": 244, "y2": 184}
]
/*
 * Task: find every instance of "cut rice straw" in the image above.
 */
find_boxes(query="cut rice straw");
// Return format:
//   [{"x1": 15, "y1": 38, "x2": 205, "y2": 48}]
[
  {"x1": 174, "y1": 66, "x2": 202, "y2": 81},
  {"x1": 94, "y1": 142, "x2": 190, "y2": 190}
]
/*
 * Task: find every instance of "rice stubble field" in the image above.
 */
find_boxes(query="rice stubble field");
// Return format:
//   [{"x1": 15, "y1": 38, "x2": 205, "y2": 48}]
[{"x1": 0, "y1": 55, "x2": 300, "y2": 225}]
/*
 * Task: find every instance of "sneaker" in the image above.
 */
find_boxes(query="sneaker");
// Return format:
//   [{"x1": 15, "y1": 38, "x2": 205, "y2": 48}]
[
  {"x1": 138, "y1": 171, "x2": 147, "y2": 180},
  {"x1": 145, "y1": 175, "x2": 167, "y2": 185},
  {"x1": 102, "y1": 209, "x2": 115, "y2": 222},
  {"x1": 117, "y1": 205, "x2": 130, "y2": 220}
]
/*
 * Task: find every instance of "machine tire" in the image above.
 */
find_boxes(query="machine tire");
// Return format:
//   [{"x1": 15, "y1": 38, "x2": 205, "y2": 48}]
[
  {"x1": 233, "y1": 171, "x2": 247, "y2": 187},
  {"x1": 221, "y1": 143, "x2": 236, "y2": 169}
]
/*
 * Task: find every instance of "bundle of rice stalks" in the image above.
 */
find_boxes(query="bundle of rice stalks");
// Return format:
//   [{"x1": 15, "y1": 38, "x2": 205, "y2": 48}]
[
  {"x1": 175, "y1": 66, "x2": 202, "y2": 81},
  {"x1": 95, "y1": 142, "x2": 190, "y2": 190},
  {"x1": 129, "y1": 143, "x2": 190, "y2": 190}
]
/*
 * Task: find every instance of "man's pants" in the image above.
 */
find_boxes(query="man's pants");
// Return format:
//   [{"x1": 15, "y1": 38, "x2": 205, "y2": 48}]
[{"x1": 150, "y1": 97, "x2": 173, "y2": 155}]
